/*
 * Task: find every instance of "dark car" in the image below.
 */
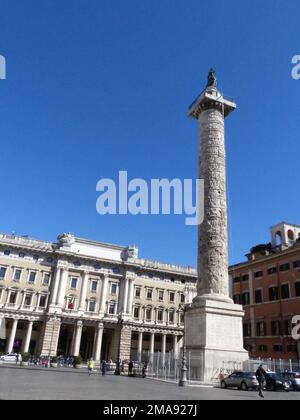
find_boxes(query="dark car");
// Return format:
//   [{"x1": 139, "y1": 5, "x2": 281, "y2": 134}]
[
  {"x1": 281, "y1": 372, "x2": 300, "y2": 391},
  {"x1": 264, "y1": 372, "x2": 292, "y2": 392}
]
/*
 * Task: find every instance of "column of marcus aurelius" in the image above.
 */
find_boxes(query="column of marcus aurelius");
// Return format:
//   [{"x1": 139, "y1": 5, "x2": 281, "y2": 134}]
[{"x1": 184, "y1": 70, "x2": 248, "y2": 383}]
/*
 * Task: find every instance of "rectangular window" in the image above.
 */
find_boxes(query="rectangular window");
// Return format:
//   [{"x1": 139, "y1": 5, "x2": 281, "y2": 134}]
[
  {"x1": 233, "y1": 294, "x2": 241, "y2": 305},
  {"x1": 111, "y1": 283, "x2": 117, "y2": 295},
  {"x1": 146, "y1": 289, "x2": 153, "y2": 300},
  {"x1": 273, "y1": 345, "x2": 283, "y2": 352},
  {"x1": 24, "y1": 294, "x2": 32, "y2": 306},
  {"x1": 28, "y1": 271, "x2": 36, "y2": 284},
  {"x1": 158, "y1": 290, "x2": 164, "y2": 301},
  {"x1": 88, "y1": 301, "x2": 96, "y2": 312},
  {"x1": 254, "y1": 271, "x2": 263, "y2": 278},
  {"x1": 91, "y1": 280, "x2": 98, "y2": 293},
  {"x1": 267, "y1": 267, "x2": 277, "y2": 275},
  {"x1": 109, "y1": 302, "x2": 116, "y2": 315},
  {"x1": 157, "y1": 309, "x2": 164, "y2": 322},
  {"x1": 13, "y1": 269, "x2": 22, "y2": 282},
  {"x1": 295, "y1": 282, "x2": 300, "y2": 297},
  {"x1": 287, "y1": 345, "x2": 297, "y2": 353},
  {"x1": 243, "y1": 323, "x2": 251, "y2": 337},
  {"x1": 242, "y1": 274, "x2": 249, "y2": 282},
  {"x1": 269, "y1": 286, "x2": 279, "y2": 301},
  {"x1": 134, "y1": 307, "x2": 140, "y2": 319},
  {"x1": 284, "y1": 320, "x2": 292, "y2": 336},
  {"x1": 257, "y1": 322, "x2": 266, "y2": 337},
  {"x1": 271, "y1": 321, "x2": 282, "y2": 336},
  {"x1": 255, "y1": 289, "x2": 263, "y2": 304},
  {"x1": 259, "y1": 345, "x2": 268, "y2": 352},
  {"x1": 233, "y1": 276, "x2": 241, "y2": 283},
  {"x1": 0, "y1": 267, "x2": 7, "y2": 279},
  {"x1": 293, "y1": 260, "x2": 300, "y2": 269},
  {"x1": 281, "y1": 284, "x2": 290, "y2": 299},
  {"x1": 180, "y1": 312, "x2": 184, "y2": 325},
  {"x1": 71, "y1": 278, "x2": 78, "y2": 290},
  {"x1": 9, "y1": 292, "x2": 17, "y2": 304},
  {"x1": 169, "y1": 310, "x2": 175, "y2": 324},
  {"x1": 146, "y1": 308, "x2": 152, "y2": 321},
  {"x1": 42, "y1": 273, "x2": 50, "y2": 286},
  {"x1": 39, "y1": 295, "x2": 47, "y2": 308},
  {"x1": 181, "y1": 293, "x2": 185, "y2": 303},
  {"x1": 242, "y1": 292, "x2": 250, "y2": 306},
  {"x1": 135, "y1": 287, "x2": 141, "y2": 298},
  {"x1": 280, "y1": 263, "x2": 290, "y2": 272},
  {"x1": 169, "y1": 292, "x2": 175, "y2": 303}
]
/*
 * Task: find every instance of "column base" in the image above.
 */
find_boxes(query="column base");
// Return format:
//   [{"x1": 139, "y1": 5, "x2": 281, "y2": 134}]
[{"x1": 185, "y1": 297, "x2": 249, "y2": 383}]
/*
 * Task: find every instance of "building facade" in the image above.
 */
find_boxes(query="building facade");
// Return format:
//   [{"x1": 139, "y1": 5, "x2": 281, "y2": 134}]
[
  {"x1": 0, "y1": 232, "x2": 197, "y2": 363},
  {"x1": 230, "y1": 222, "x2": 300, "y2": 361}
]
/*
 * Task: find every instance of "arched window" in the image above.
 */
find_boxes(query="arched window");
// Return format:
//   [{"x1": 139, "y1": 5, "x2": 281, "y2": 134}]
[
  {"x1": 288, "y1": 230, "x2": 295, "y2": 244},
  {"x1": 275, "y1": 231, "x2": 282, "y2": 246}
]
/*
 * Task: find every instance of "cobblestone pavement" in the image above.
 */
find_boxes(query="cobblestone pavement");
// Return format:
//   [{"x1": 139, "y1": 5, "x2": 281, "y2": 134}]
[{"x1": 0, "y1": 365, "x2": 299, "y2": 400}]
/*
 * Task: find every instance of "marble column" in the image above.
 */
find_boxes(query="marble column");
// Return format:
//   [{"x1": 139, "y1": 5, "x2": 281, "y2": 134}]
[
  {"x1": 22, "y1": 321, "x2": 33, "y2": 353},
  {"x1": 122, "y1": 277, "x2": 129, "y2": 314},
  {"x1": 79, "y1": 271, "x2": 89, "y2": 311},
  {"x1": 6, "y1": 319, "x2": 18, "y2": 353},
  {"x1": 57, "y1": 269, "x2": 69, "y2": 307},
  {"x1": 173, "y1": 335, "x2": 178, "y2": 356},
  {"x1": 161, "y1": 333, "x2": 166, "y2": 366},
  {"x1": 127, "y1": 279, "x2": 134, "y2": 315},
  {"x1": 137, "y1": 331, "x2": 143, "y2": 362},
  {"x1": 73, "y1": 321, "x2": 83, "y2": 357},
  {"x1": 149, "y1": 332, "x2": 155, "y2": 365},
  {"x1": 50, "y1": 267, "x2": 61, "y2": 305},
  {"x1": 100, "y1": 276, "x2": 109, "y2": 313},
  {"x1": 185, "y1": 70, "x2": 248, "y2": 382},
  {"x1": 93, "y1": 323, "x2": 104, "y2": 362}
]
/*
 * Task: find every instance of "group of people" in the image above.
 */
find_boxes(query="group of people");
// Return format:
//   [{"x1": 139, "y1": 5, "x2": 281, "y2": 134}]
[{"x1": 87, "y1": 359, "x2": 107, "y2": 376}]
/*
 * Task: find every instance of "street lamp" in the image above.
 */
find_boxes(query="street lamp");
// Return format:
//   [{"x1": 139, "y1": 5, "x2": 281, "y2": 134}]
[
  {"x1": 178, "y1": 304, "x2": 188, "y2": 387},
  {"x1": 114, "y1": 314, "x2": 124, "y2": 375}
]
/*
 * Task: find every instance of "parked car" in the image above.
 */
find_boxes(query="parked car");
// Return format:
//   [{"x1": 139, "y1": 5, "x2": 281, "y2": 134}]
[
  {"x1": 264, "y1": 372, "x2": 292, "y2": 392},
  {"x1": 221, "y1": 371, "x2": 259, "y2": 391},
  {"x1": 0, "y1": 353, "x2": 22, "y2": 363},
  {"x1": 281, "y1": 372, "x2": 300, "y2": 391}
]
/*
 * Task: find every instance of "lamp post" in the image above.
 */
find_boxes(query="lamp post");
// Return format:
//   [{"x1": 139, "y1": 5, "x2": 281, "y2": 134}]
[
  {"x1": 178, "y1": 304, "x2": 188, "y2": 387},
  {"x1": 114, "y1": 315, "x2": 124, "y2": 375}
]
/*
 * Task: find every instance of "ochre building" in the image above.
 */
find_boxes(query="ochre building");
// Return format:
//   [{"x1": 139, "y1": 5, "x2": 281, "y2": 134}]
[{"x1": 230, "y1": 222, "x2": 300, "y2": 361}]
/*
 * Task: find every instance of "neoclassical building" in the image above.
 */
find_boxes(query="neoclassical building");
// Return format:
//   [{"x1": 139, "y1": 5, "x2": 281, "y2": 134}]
[{"x1": 0, "y1": 233, "x2": 197, "y2": 363}]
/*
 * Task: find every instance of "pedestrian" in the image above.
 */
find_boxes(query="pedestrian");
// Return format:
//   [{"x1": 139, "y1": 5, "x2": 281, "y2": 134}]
[
  {"x1": 256, "y1": 364, "x2": 267, "y2": 398},
  {"x1": 88, "y1": 358, "x2": 94, "y2": 376},
  {"x1": 16, "y1": 353, "x2": 20, "y2": 365},
  {"x1": 101, "y1": 360, "x2": 107, "y2": 376},
  {"x1": 219, "y1": 370, "x2": 225, "y2": 387},
  {"x1": 128, "y1": 360, "x2": 133, "y2": 377},
  {"x1": 142, "y1": 361, "x2": 147, "y2": 378}
]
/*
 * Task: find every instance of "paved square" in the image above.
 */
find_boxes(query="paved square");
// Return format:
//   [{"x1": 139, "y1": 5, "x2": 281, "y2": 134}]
[{"x1": 0, "y1": 365, "x2": 300, "y2": 400}]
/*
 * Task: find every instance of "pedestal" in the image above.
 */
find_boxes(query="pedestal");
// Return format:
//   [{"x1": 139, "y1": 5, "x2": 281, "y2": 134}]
[{"x1": 185, "y1": 297, "x2": 248, "y2": 383}]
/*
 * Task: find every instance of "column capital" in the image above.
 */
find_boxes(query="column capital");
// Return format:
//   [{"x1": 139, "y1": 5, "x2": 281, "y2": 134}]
[{"x1": 97, "y1": 322, "x2": 104, "y2": 330}]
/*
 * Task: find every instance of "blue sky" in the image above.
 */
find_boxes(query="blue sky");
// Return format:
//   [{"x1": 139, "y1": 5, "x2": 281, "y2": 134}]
[{"x1": 0, "y1": 0, "x2": 299, "y2": 267}]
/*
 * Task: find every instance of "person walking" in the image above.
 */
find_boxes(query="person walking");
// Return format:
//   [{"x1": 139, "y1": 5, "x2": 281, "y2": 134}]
[
  {"x1": 88, "y1": 358, "x2": 94, "y2": 376},
  {"x1": 256, "y1": 364, "x2": 267, "y2": 398},
  {"x1": 128, "y1": 360, "x2": 133, "y2": 377},
  {"x1": 101, "y1": 360, "x2": 107, "y2": 376}
]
